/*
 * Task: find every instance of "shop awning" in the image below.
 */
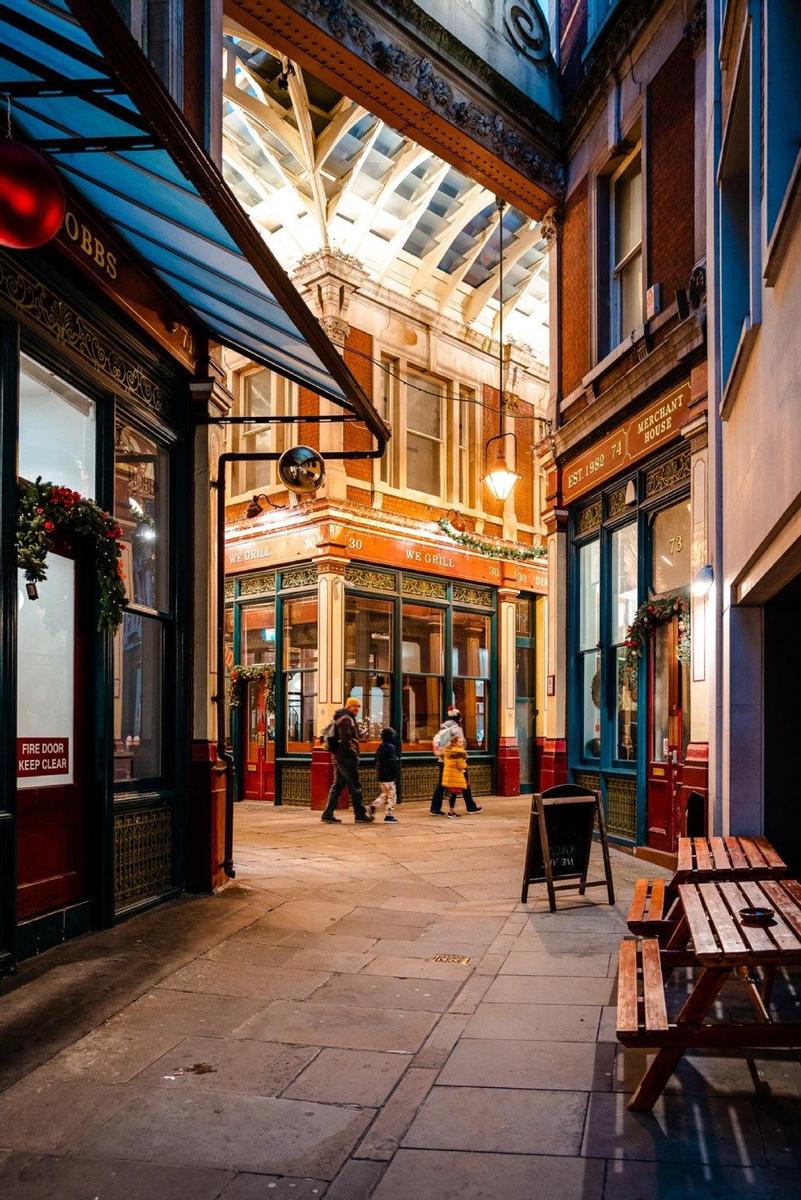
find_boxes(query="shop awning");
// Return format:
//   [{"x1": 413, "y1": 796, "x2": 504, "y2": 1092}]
[{"x1": 0, "y1": 0, "x2": 388, "y2": 439}]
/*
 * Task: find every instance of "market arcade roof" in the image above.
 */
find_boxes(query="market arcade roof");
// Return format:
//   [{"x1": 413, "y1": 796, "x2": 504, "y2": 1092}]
[{"x1": 0, "y1": 0, "x2": 388, "y2": 440}]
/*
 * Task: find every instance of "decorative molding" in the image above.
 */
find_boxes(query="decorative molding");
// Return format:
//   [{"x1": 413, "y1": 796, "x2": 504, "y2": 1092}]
[
  {"x1": 401, "y1": 574, "x2": 448, "y2": 599},
  {"x1": 114, "y1": 807, "x2": 173, "y2": 910},
  {"x1": 280, "y1": 564, "x2": 319, "y2": 590},
  {"x1": 606, "y1": 486, "x2": 628, "y2": 521},
  {"x1": 688, "y1": 260, "x2": 707, "y2": 312},
  {"x1": 239, "y1": 571, "x2": 277, "y2": 597},
  {"x1": 575, "y1": 499, "x2": 601, "y2": 535},
  {"x1": 503, "y1": 0, "x2": 551, "y2": 65},
  {"x1": 644, "y1": 450, "x2": 691, "y2": 499},
  {"x1": 0, "y1": 254, "x2": 173, "y2": 420},
  {"x1": 224, "y1": 579, "x2": 235, "y2": 600},
  {"x1": 345, "y1": 565, "x2": 397, "y2": 592},
  {"x1": 299, "y1": 0, "x2": 564, "y2": 198},
  {"x1": 539, "y1": 206, "x2": 560, "y2": 248},
  {"x1": 318, "y1": 315, "x2": 350, "y2": 345},
  {"x1": 452, "y1": 583, "x2": 494, "y2": 608},
  {"x1": 684, "y1": 0, "x2": 706, "y2": 57}
]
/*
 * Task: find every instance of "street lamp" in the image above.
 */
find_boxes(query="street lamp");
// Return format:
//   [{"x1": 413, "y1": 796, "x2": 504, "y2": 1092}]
[{"x1": 482, "y1": 196, "x2": 520, "y2": 503}]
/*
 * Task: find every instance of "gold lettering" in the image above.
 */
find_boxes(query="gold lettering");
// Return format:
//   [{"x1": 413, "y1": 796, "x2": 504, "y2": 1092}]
[{"x1": 106, "y1": 252, "x2": 117, "y2": 281}]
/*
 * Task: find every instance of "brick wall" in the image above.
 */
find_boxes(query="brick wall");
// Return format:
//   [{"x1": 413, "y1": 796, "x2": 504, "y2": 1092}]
[
  {"x1": 560, "y1": 176, "x2": 590, "y2": 397},
  {"x1": 343, "y1": 327, "x2": 373, "y2": 481},
  {"x1": 298, "y1": 387, "x2": 319, "y2": 451},
  {"x1": 648, "y1": 38, "x2": 696, "y2": 301}
]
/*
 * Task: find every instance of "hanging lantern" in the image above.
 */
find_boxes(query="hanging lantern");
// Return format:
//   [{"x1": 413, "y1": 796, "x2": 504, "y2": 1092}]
[{"x1": 0, "y1": 139, "x2": 66, "y2": 250}]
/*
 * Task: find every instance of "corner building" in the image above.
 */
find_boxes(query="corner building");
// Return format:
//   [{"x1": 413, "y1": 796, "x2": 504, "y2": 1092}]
[{"x1": 544, "y1": 0, "x2": 711, "y2": 855}]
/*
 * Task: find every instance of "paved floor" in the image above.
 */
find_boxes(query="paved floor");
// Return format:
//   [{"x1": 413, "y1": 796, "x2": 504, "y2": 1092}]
[{"x1": 2, "y1": 798, "x2": 801, "y2": 1199}]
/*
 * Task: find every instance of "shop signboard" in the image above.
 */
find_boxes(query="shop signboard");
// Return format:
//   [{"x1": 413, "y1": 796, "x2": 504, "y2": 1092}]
[
  {"x1": 226, "y1": 522, "x2": 548, "y2": 594},
  {"x1": 562, "y1": 380, "x2": 693, "y2": 504},
  {"x1": 520, "y1": 788, "x2": 615, "y2": 911}
]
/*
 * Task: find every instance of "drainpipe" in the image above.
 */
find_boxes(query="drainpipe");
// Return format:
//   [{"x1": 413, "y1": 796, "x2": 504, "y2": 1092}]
[{"x1": 211, "y1": 443, "x2": 385, "y2": 880}]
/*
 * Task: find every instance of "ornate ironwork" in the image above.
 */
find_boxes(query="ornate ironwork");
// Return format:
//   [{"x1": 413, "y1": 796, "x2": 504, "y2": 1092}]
[
  {"x1": 224, "y1": 579, "x2": 235, "y2": 600},
  {"x1": 645, "y1": 450, "x2": 691, "y2": 499},
  {"x1": 279, "y1": 765, "x2": 312, "y2": 805},
  {"x1": 452, "y1": 584, "x2": 494, "y2": 608},
  {"x1": 401, "y1": 575, "x2": 447, "y2": 600},
  {"x1": 400, "y1": 762, "x2": 440, "y2": 801},
  {"x1": 605, "y1": 775, "x2": 637, "y2": 841},
  {"x1": 239, "y1": 571, "x2": 277, "y2": 597},
  {"x1": 606, "y1": 486, "x2": 627, "y2": 520},
  {"x1": 280, "y1": 565, "x2": 318, "y2": 590},
  {"x1": 0, "y1": 253, "x2": 172, "y2": 418},
  {"x1": 114, "y1": 807, "x2": 173, "y2": 910},
  {"x1": 575, "y1": 499, "x2": 601, "y2": 536},
  {"x1": 572, "y1": 771, "x2": 600, "y2": 796},
  {"x1": 299, "y1": 0, "x2": 564, "y2": 198},
  {"x1": 469, "y1": 763, "x2": 493, "y2": 795},
  {"x1": 345, "y1": 565, "x2": 397, "y2": 592}
]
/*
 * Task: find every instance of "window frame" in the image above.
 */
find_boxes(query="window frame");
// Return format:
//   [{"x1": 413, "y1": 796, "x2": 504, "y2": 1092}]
[
  {"x1": 609, "y1": 148, "x2": 644, "y2": 348},
  {"x1": 229, "y1": 366, "x2": 297, "y2": 502}
]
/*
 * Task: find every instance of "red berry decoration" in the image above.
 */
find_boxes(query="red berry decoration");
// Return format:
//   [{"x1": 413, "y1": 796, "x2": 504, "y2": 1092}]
[{"x1": 0, "y1": 140, "x2": 66, "y2": 250}]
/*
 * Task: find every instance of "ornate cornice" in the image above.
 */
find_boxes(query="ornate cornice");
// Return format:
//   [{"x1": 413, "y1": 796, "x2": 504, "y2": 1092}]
[
  {"x1": 540, "y1": 206, "x2": 560, "y2": 249},
  {"x1": 0, "y1": 251, "x2": 174, "y2": 419},
  {"x1": 297, "y1": 0, "x2": 565, "y2": 199}
]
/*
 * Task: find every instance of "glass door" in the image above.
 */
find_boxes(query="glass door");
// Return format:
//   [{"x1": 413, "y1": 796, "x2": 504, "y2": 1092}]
[
  {"x1": 240, "y1": 602, "x2": 275, "y2": 799},
  {"x1": 646, "y1": 617, "x2": 686, "y2": 851},
  {"x1": 515, "y1": 597, "x2": 537, "y2": 792}
]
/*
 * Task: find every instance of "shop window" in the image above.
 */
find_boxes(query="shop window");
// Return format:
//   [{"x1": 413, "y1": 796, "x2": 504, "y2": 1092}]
[
  {"x1": 651, "y1": 500, "x2": 691, "y2": 594},
  {"x1": 401, "y1": 602, "x2": 444, "y2": 750},
  {"x1": 515, "y1": 597, "x2": 537, "y2": 788},
  {"x1": 18, "y1": 355, "x2": 96, "y2": 497},
  {"x1": 345, "y1": 595, "x2": 393, "y2": 749},
  {"x1": 452, "y1": 611, "x2": 490, "y2": 749},
  {"x1": 224, "y1": 603, "x2": 234, "y2": 748},
  {"x1": 611, "y1": 522, "x2": 638, "y2": 762},
  {"x1": 765, "y1": 2, "x2": 801, "y2": 242},
  {"x1": 284, "y1": 595, "x2": 317, "y2": 751},
  {"x1": 406, "y1": 372, "x2": 444, "y2": 497},
  {"x1": 114, "y1": 612, "x2": 164, "y2": 780},
  {"x1": 114, "y1": 422, "x2": 169, "y2": 613},
  {"x1": 578, "y1": 540, "x2": 601, "y2": 759},
  {"x1": 242, "y1": 602, "x2": 276, "y2": 666},
  {"x1": 230, "y1": 368, "x2": 295, "y2": 497},
  {"x1": 611, "y1": 152, "x2": 643, "y2": 346},
  {"x1": 377, "y1": 355, "x2": 399, "y2": 487}
]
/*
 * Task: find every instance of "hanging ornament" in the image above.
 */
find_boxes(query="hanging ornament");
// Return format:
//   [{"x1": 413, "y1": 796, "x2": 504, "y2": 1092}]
[{"x1": 0, "y1": 96, "x2": 65, "y2": 250}]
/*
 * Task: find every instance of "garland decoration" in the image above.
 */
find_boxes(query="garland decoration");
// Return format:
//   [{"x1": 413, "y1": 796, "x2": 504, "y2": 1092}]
[
  {"x1": 229, "y1": 663, "x2": 276, "y2": 710},
  {"x1": 17, "y1": 478, "x2": 128, "y2": 632},
  {"x1": 437, "y1": 517, "x2": 546, "y2": 561},
  {"x1": 622, "y1": 595, "x2": 690, "y2": 692}
]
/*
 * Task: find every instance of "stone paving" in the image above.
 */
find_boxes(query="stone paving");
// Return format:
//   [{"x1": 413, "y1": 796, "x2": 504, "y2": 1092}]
[{"x1": 2, "y1": 797, "x2": 801, "y2": 1198}]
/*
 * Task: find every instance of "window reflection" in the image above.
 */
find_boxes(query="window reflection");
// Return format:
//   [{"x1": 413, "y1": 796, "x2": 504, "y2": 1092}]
[
  {"x1": 18, "y1": 355, "x2": 96, "y2": 496},
  {"x1": 114, "y1": 422, "x2": 168, "y2": 612},
  {"x1": 284, "y1": 596, "x2": 317, "y2": 751},
  {"x1": 114, "y1": 612, "x2": 163, "y2": 781},
  {"x1": 402, "y1": 603, "x2": 444, "y2": 750}
]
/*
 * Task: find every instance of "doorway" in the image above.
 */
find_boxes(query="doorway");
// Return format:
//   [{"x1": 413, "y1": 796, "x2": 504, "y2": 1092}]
[
  {"x1": 16, "y1": 548, "x2": 89, "y2": 919},
  {"x1": 515, "y1": 596, "x2": 538, "y2": 792},
  {"x1": 242, "y1": 677, "x2": 276, "y2": 801},
  {"x1": 646, "y1": 615, "x2": 689, "y2": 852},
  {"x1": 764, "y1": 573, "x2": 801, "y2": 875}
]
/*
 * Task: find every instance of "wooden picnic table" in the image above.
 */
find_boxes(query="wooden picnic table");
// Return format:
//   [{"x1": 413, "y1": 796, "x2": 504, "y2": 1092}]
[
  {"x1": 626, "y1": 836, "x2": 788, "y2": 940},
  {"x1": 619, "y1": 876, "x2": 801, "y2": 1111}
]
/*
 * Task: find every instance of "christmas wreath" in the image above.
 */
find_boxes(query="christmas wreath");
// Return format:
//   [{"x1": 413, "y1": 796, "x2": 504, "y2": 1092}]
[
  {"x1": 622, "y1": 595, "x2": 690, "y2": 692},
  {"x1": 17, "y1": 478, "x2": 128, "y2": 632},
  {"x1": 229, "y1": 663, "x2": 276, "y2": 710},
  {"x1": 437, "y1": 517, "x2": 547, "y2": 562}
]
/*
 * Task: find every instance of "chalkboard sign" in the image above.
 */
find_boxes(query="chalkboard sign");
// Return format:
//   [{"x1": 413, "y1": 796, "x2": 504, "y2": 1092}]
[{"x1": 521, "y1": 785, "x2": 615, "y2": 911}]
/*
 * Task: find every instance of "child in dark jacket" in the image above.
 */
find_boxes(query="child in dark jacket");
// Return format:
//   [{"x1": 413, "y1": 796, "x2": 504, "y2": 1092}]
[{"x1": 370, "y1": 727, "x2": 400, "y2": 823}]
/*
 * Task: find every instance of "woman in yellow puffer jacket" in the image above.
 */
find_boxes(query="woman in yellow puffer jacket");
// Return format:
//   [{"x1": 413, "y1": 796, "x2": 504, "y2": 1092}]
[{"x1": 441, "y1": 735, "x2": 468, "y2": 818}]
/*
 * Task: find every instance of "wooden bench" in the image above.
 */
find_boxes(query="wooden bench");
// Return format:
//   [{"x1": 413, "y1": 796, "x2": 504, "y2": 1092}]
[
  {"x1": 616, "y1": 937, "x2": 668, "y2": 1043},
  {"x1": 626, "y1": 879, "x2": 675, "y2": 937}
]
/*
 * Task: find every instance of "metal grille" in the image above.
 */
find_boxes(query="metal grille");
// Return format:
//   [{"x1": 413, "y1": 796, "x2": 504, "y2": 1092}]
[
  {"x1": 469, "y1": 762, "x2": 493, "y2": 795},
  {"x1": 400, "y1": 762, "x2": 440, "y2": 800},
  {"x1": 572, "y1": 771, "x2": 600, "y2": 796},
  {"x1": 401, "y1": 575, "x2": 447, "y2": 599},
  {"x1": 452, "y1": 584, "x2": 493, "y2": 608},
  {"x1": 345, "y1": 566, "x2": 397, "y2": 592},
  {"x1": 239, "y1": 571, "x2": 276, "y2": 597},
  {"x1": 279, "y1": 764, "x2": 312, "y2": 805},
  {"x1": 114, "y1": 806, "x2": 173, "y2": 911},
  {"x1": 605, "y1": 775, "x2": 637, "y2": 840}
]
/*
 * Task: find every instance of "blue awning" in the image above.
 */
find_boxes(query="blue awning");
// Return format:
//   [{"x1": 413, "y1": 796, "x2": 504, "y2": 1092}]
[{"x1": 0, "y1": 0, "x2": 388, "y2": 439}]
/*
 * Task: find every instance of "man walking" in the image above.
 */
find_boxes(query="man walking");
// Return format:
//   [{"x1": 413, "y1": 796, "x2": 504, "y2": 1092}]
[
  {"x1": 429, "y1": 707, "x2": 482, "y2": 815},
  {"x1": 321, "y1": 696, "x2": 374, "y2": 824}
]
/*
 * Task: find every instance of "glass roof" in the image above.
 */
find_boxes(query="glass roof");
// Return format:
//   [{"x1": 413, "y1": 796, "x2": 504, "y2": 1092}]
[{"x1": 0, "y1": 0, "x2": 387, "y2": 427}]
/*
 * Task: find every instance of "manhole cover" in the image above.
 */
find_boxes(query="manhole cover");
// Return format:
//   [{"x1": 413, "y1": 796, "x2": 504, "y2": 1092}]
[{"x1": 430, "y1": 953, "x2": 471, "y2": 965}]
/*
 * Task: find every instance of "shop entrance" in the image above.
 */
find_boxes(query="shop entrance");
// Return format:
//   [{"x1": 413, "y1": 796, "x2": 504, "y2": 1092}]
[
  {"x1": 764, "y1": 573, "x2": 801, "y2": 875},
  {"x1": 242, "y1": 678, "x2": 276, "y2": 801},
  {"x1": 646, "y1": 616, "x2": 688, "y2": 852},
  {"x1": 16, "y1": 548, "x2": 89, "y2": 919}
]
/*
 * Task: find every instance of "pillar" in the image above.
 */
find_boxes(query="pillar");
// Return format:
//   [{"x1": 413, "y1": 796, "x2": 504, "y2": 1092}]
[
  {"x1": 310, "y1": 525, "x2": 349, "y2": 809},
  {"x1": 186, "y1": 356, "x2": 232, "y2": 891},
  {"x1": 682, "y1": 400, "x2": 711, "y2": 835},
  {"x1": 496, "y1": 576, "x2": 521, "y2": 795},
  {"x1": 538, "y1": 429, "x2": 568, "y2": 789}
]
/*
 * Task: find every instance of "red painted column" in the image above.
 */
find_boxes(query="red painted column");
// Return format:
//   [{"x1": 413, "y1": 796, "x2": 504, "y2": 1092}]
[
  {"x1": 538, "y1": 737, "x2": 568, "y2": 791},
  {"x1": 186, "y1": 740, "x2": 228, "y2": 892},
  {"x1": 496, "y1": 736, "x2": 521, "y2": 795}
]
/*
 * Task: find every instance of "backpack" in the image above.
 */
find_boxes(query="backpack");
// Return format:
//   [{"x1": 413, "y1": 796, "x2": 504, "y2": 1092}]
[
  {"x1": 321, "y1": 720, "x2": 339, "y2": 753},
  {"x1": 433, "y1": 725, "x2": 453, "y2": 757}
]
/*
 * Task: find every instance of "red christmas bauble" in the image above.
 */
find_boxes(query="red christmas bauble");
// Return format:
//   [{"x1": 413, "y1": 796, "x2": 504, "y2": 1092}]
[{"x1": 0, "y1": 140, "x2": 66, "y2": 249}]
